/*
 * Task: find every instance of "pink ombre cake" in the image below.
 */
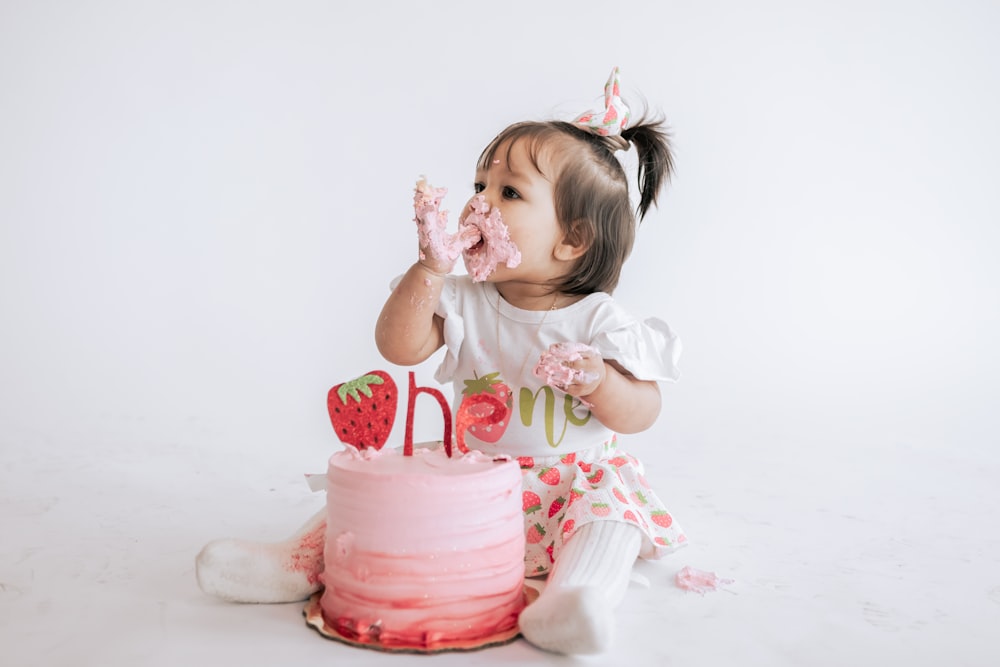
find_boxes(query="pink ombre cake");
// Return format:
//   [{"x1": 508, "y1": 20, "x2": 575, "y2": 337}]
[{"x1": 315, "y1": 443, "x2": 527, "y2": 651}]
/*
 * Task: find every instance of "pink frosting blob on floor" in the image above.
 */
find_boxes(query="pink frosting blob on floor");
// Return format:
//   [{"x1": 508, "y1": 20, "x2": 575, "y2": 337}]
[
  {"x1": 413, "y1": 177, "x2": 520, "y2": 281},
  {"x1": 675, "y1": 566, "x2": 734, "y2": 595}
]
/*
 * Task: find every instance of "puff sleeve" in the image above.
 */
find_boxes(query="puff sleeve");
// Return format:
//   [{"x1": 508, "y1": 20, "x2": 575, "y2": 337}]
[{"x1": 591, "y1": 316, "x2": 681, "y2": 382}]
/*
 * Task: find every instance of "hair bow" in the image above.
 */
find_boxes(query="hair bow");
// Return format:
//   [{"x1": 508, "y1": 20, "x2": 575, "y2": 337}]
[{"x1": 573, "y1": 66, "x2": 631, "y2": 137}]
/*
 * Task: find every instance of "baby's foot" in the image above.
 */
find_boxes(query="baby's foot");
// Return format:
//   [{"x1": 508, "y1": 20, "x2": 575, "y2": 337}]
[
  {"x1": 195, "y1": 513, "x2": 325, "y2": 603},
  {"x1": 518, "y1": 586, "x2": 614, "y2": 655}
]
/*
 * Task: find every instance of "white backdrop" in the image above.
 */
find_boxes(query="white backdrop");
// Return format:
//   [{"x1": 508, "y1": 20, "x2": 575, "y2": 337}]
[{"x1": 2, "y1": 2, "x2": 998, "y2": 666}]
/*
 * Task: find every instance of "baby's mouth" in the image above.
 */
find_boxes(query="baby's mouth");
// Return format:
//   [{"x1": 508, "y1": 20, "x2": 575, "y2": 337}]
[{"x1": 456, "y1": 221, "x2": 484, "y2": 254}]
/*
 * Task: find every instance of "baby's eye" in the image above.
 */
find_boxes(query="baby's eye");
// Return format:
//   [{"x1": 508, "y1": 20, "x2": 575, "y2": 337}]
[
  {"x1": 502, "y1": 186, "x2": 521, "y2": 200},
  {"x1": 473, "y1": 182, "x2": 485, "y2": 194}
]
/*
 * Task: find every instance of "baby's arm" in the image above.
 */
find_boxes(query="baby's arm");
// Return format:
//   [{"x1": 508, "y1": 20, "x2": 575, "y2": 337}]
[
  {"x1": 582, "y1": 362, "x2": 661, "y2": 433},
  {"x1": 375, "y1": 263, "x2": 446, "y2": 366},
  {"x1": 375, "y1": 178, "x2": 463, "y2": 365}
]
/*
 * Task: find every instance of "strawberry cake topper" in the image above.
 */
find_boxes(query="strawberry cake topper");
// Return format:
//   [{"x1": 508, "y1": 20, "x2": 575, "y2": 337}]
[{"x1": 327, "y1": 371, "x2": 397, "y2": 451}]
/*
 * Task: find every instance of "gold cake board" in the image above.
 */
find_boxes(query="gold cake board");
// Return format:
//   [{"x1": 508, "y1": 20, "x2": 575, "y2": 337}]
[{"x1": 304, "y1": 586, "x2": 538, "y2": 654}]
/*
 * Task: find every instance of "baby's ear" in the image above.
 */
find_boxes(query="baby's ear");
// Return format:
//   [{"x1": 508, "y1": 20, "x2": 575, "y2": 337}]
[{"x1": 554, "y1": 220, "x2": 592, "y2": 261}]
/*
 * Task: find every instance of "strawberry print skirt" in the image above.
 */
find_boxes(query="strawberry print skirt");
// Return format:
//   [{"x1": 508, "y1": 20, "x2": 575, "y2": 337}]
[{"x1": 519, "y1": 436, "x2": 687, "y2": 576}]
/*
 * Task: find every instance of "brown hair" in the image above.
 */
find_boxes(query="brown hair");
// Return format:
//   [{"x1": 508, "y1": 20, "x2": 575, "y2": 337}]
[{"x1": 476, "y1": 116, "x2": 674, "y2": 294}]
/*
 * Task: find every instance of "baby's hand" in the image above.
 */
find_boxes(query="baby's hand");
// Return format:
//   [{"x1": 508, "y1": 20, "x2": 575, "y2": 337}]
[
  {"x1": 414, "y1": 177, "x2": 463, "y2": 275},
  {"x1": 533, "y1": 342, "x2": 606, "y2": 404}
]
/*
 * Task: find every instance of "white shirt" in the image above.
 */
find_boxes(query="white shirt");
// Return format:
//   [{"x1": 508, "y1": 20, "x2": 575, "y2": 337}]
[{"x1": 432, "y1": 275, "x2": 681, "y2": 457}]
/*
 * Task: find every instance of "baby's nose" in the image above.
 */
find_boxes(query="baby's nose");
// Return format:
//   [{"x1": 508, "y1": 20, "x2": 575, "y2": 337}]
[{"x1": 467, "y1": 193, "x2": 493, "y2": 215}]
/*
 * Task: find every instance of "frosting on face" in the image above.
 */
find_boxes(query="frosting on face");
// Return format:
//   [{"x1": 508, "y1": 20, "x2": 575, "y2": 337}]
[
  {"x1": 460, "y1": 194, "x2": 521, "y2": 281},
  {"x1": 413, "y1": 177, "x2": 521, "y2": 281}
]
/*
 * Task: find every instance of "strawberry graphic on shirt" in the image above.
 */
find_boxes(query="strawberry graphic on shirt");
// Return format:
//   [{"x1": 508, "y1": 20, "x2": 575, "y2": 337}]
[
  {"x1": 327, "y1": 371, "x2": 397, "y2": 450},
  {"x1": 456, "y1": 371, "x2": 512, "y2": 446}
]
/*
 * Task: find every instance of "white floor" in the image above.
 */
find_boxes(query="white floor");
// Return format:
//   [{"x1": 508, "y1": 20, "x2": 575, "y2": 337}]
[{"x1": 3, "y1": 415, "x2": 997, "y2": 667}]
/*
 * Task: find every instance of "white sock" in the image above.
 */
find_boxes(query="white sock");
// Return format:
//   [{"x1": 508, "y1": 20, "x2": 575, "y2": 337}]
[
  {"x1": 519, "y1": 521, "x2": 642, "y2": 655},
  {"x1": 195, "y1": 509, "x2": 326, "y2": 603}
]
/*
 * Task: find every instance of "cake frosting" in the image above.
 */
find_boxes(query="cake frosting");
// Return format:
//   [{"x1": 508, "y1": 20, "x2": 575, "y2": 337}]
[
  {"x1": 413, "y1": 177, "x2": 521, "y2": 282},
  {"x1": 318, "y1": 443, "x2": 526, "y2": 649},
  {"x1": 534, "y1": 342, "x2": 601, "y2": 387},
  {"x1": 675, "y1": 565, "x2": 734, "y2": 595},
  {"x1": 413, "y1": 177, "x2": 472, "y2": 265}
]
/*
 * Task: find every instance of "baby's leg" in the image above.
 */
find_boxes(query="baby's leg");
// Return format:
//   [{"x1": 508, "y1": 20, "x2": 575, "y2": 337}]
[
  {"x1": 518, "y1": 521, "x2": 641, "y2": 655},
  {"x1": 195, "y1": 508, "x2": 325, "y2": 603}
]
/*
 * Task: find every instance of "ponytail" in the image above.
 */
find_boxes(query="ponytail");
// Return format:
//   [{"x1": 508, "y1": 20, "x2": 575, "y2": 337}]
[{"x1": 622, "y1": 116, "x2": 674, "y2": 221}]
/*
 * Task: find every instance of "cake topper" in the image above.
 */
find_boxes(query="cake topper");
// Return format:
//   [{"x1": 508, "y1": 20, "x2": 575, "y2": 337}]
[
  {"x1": 327, "y1": 371, "x2": 397, "y2": 451},
  {"x1": 403, "y1": 372, "x2": 454, "y2": 457},
  {"x1": 329, "y1": 370, "x2": 485, "y2": 458}
]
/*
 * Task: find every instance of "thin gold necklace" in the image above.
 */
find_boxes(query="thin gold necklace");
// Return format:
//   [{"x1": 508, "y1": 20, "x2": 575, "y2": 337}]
[{"x1": 493, "y1": 287, "x2": 561, "y2": 383}]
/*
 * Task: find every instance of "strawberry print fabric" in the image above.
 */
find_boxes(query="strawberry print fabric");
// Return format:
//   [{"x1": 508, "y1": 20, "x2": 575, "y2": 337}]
[{"x1": 519, "y1": 436, "x2": 686, "y2": 576}]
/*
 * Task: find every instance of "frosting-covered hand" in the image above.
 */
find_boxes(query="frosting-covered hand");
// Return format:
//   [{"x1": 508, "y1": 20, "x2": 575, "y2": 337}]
[
  {"x1": 413, "y1": 177, "x2": 467, "y2": 274},
  {"x1": 534, "y1": 342, "x2": 605, "y2": 402}
]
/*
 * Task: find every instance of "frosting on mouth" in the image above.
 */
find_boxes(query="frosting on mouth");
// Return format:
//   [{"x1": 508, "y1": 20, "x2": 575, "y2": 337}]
[{"x1": 460, "y1": 194, "x2": 521, "y2": 281}]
